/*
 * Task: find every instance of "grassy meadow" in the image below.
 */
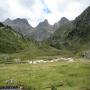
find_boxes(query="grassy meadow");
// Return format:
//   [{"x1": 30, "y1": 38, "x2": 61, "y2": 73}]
[{"x1": 0, "y1": 59, "x2": 90, "y2": 90}]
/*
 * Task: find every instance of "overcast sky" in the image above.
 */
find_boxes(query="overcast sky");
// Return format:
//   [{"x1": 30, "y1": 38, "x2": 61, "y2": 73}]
[{"x1": 0, "y1": 0, "x2": 90, "y2": 27}]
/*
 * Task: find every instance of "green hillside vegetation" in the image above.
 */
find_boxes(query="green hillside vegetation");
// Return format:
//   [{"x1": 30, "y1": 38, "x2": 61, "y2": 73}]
[
  {"x1": 0, "y1": 23, "x2": 61, "y2": 61},
  {"x1": 65, "y1": 6, "x2": 90, "y2": 56},
  {"x1": 11, "y1": 42, "x2": 60, "y2": 60},
  {"x1": 48, "y1": 22, "x2": 73, "y2": 49},
  {"x1": 0, "y1": 23, "x2": 26, "y2": 53},
  {"x1": 67, "y1": 6, "x2": 90, "y2": 45},
  {"x1": 49, "y1": 6, "x2": 90, "y2": 57}
]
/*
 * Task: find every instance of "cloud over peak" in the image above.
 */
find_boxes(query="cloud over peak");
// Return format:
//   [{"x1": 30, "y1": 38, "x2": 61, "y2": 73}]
[{"x1": 0, "y1": 0, "x2": 90, "y2": 27}]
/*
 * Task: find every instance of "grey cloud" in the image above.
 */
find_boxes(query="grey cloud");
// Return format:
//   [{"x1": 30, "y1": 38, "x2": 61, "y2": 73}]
[
  {"x1": 40, "y1": 0, "x2": 51, "y2": 13},
  {"x1": 18, "y1": 0, "x2": 35, "y2": 8},
  {"x1": 0, "y1": 0, "x2": 10, "y2": 21}
]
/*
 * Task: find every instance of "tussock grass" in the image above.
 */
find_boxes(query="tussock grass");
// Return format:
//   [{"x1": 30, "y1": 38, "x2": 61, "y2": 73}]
[{"x1": 0, "y1": 60, "x2": 90, "y2": 90}]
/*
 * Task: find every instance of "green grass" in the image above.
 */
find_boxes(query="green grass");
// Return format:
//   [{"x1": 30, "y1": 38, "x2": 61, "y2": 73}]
[
  {"x1": 0, "y1": 60, "x2": 90, "y2": 90},
  {"x1": 12, "y1": 44, "x2": 61, "y2": 60},
  {"x1": 0, "y1": 42, "x2": 61, "y2": 62},
  {"x1": 0, "y1": 26, "x2": 26, "y2": 53}
]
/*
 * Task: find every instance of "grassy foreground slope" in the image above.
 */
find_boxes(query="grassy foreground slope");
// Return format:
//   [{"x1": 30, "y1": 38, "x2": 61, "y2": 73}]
[
  {"x1": 11, "y1": 43, "x2": 60, "y2": 60},
  {"x1": 0, "y1": 41, "x2": 61, "y2": 61},
  {"x1": 0, "y1": 60, "x2": 90, "y2": 90}
]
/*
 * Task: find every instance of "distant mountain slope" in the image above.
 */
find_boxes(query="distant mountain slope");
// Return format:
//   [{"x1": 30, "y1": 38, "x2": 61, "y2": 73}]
[
  {"x1": 52, "y1": 18, "x2": 72, "y2": 39},
  {"x1": 49, "y1": 6, "x2": 90, "y2": 57},
  {"x1": 30, "y1": 20, "x2": 53, "y2": 41},
  {"x1": 31, "y1": 18, "x2": 71, "y2": 41},
  {"x1": 48, "y1": 18, "x2": 73, "y2": 49},
  {"x1": 3, "y1": 18, "x2": 34, "y2": 36},
  {"x1": 53, "y1": 17, "x2": 71, "y2": 30},
  {"x1": 3, "y1": 17, "x2": 71, "y2": 41},
  {"x1": 67, "y1": 6, "x2": 90, "y2": 43},
  {"x1": 66, "y1": 6, "x2": 90, "y2": 58},
  {"x1": 0, "y1": 23, "x2": 25, "y2": 53}
]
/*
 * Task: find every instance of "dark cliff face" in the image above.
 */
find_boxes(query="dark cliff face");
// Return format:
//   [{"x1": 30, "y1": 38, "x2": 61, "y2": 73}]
[{"x1": 67, "y1": 6, "x2": 90, "y2": 42}]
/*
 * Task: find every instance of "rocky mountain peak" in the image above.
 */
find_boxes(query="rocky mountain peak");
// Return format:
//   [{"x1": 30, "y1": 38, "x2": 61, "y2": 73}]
[
  {"x1": 43, "y1": 19, "x2": 49, "y2": 25},
  {"x1": 13, "y1": 18, "x2": 30, "y2": 27},
  {"x1": 53, "y1": 17, "x2": 70, "y2": 31},
  {"x1": 3, "y1": 18, "x2": 34, "y2": 36},
  {"x1": 75, "y1": 6, "x2": 90, "y2": 25},
  {"x1": 37, "y1": 19, "x2": 49, "y2": 28},
  {"x1": 4, "y1": 18, "x2": 11, "y2": 22},
  {"x1": 4, "y1": 18, "x2": 12, "y2": 24},
  {"x1": 67, "y1": 6, "x2": 90, "y2": 42},
  {"x1": 59, "y1": 17, "x2": 70, "y2": 25}
]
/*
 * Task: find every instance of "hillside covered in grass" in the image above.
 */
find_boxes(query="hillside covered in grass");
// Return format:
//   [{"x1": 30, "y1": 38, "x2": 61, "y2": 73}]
[
  {"x1": 0, "y1": 23, "x2": 60, "y2": 61},
  {"x1": 0, "y1": 23, "x2": 26, "y2": 53}
]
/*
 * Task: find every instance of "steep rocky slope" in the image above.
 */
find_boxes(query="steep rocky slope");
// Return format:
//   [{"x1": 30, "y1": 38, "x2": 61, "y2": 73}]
[
  {"x1": 30, "y1": 20, "x2": 53, "y2": 41},
  {"x1": 3, "y1": 18, "x2": 34, "y2": 36}
]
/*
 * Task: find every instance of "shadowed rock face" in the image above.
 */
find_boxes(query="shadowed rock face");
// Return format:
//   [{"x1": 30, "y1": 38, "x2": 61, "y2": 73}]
[
  {"x1": 3, "y1": 18, "x2": 34, "y2": 36},
  {"x1": 67, "y1": 6, "x2": 90, "y2": 42}
]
